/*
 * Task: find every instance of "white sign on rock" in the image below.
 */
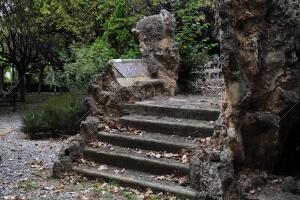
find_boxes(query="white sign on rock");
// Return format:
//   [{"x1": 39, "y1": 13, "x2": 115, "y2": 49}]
[{"x1": 108, "y1": 59, "x2": 150, "y2": 86}]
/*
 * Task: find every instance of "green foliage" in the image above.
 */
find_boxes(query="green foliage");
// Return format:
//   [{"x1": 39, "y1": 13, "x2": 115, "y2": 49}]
[
  {"x1": 122, "y1": 191, "x2": 139, "y2": 200},
  {"x1": 36, "y1": 0, "x2": 101, "y2": 40},
  {"x1": 22, "y1": 93, "x2": 87, "y2": 136},
  {"x1": 7, "y1": 0, "x2": 217, "y2": 137},
  {"x1": 100, "y1": 1, "x2": 141, "y2": 57},
  {"x1": 59, "y1": 0, "x2": 216, "y2": 88},
  {"x1": 61, "y1": 39, "x2": 117, "y2": 90},
  {"x1": 59, "y1": 0, "x2": 143, "y2": 90},
  {"x1": 18, "y1": 180, "x2": 40, "y2": 192},
  {"x1": 172, "y1": 0, "x2": 217, "y2": 80}
]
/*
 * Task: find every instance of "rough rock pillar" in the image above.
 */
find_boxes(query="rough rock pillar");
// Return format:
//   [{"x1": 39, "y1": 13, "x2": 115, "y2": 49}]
[
  {"x1": 216, "y1": 0, "x2": 300, "y2": 169},
  {"x1": 133, "y1": 10, "x2": 180, "y2": 95}
]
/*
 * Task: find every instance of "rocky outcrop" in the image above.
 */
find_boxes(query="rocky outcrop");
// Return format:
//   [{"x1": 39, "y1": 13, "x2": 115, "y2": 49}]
[
  {"x1": 52, "y1": 135, "x2": 85, "y2": 177},
  {"x1": 80, "y1": 66, "x2": 171, "y2": 142},
  {"x1": 53, "y1": 11, "x2": 182, "y2": 177},
  {"x1": 79, "y1": 10, "x2": 181, "y2": 142},
  {"x1": 216, "y1": 0, "x2": 300, "y2": 169},
  {"x1": 190, "y1": 137, "x2": 234, "y2": 200},
  {"x1": 133, "y1": 10, "x2": 180, "y2": 95}
]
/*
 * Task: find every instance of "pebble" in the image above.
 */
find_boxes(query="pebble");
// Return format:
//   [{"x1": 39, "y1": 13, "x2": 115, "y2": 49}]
[{"x1": 0, "y1": 113, "x2": 119, "y2": 199}]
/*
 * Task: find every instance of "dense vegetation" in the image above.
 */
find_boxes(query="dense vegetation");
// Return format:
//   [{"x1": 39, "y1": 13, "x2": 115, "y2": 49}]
[
  {"x1": 0, "y1": 0, "x2": 216, "y2": 136},
  {"x1": 22, "y1": 93, "x2": 86, "y2": 137}
]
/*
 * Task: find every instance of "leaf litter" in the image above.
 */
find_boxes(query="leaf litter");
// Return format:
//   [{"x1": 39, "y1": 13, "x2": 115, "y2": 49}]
[{"x1": 105, "y1": 120, "x2": 145, "y2": 136}]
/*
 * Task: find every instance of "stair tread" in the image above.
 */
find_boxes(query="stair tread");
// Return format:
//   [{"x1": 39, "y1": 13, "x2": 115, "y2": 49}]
[
  {"x1": 133, "y1": 101, "x2": 220, "y2": 112},
  {"x1": 120, "y1": 114, "x2": 215, "y2": 128},
  {"x1": 97, "y1": 131, "x2": 197, "y2": 150},
  {"x1": 135, "y1": 95, "x2": 220, "y2": 110},
  {"x1": 73, "y1": 165, "x2": 199, "y2": 198},
  {"x1": 84, "y1": 146, "x2": 189, "y2": 170}
]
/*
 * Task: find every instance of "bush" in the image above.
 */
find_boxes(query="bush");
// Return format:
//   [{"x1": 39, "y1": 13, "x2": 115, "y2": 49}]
[
  {"x1": 22, "y1": 93, "x2": 87, "y2": 138},
  {"x1": 173, "y1": 0, "x2": 217, "y2": 81},
  {"x1": 60, "y1": 38, "x2": 118, "y2": 91}
]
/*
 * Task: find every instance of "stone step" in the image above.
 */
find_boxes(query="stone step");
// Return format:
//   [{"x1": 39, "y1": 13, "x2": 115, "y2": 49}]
[
  {"x1": 118, "y1": 115, "x2": 214, "y2": 138},
  {"x1": 96, "y1": 131, "x2": 197, "y2": 153},
  {"x1": 84, "y1": 147, "x2": 189, "y2": 176},
  {"x1": 73, "y1": 166, "x2": 199, "y2": 199},
  {"x1": 122, "y1": 103, "x2": 219, "y2": 121}
]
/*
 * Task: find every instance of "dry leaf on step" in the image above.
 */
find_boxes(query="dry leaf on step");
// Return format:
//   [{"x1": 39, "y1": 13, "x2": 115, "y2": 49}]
[{"x1": 98, "y1": 165, "x2": 109, "y2": 171}]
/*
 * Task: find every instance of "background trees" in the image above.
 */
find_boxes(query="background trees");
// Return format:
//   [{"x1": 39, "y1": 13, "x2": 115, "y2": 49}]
[
  {"x1": 0, "y1": 0, "x2": 216, "y2": 100},
  {"x1": 8, "y1": 0, "x2": 216, "y2": 136}
]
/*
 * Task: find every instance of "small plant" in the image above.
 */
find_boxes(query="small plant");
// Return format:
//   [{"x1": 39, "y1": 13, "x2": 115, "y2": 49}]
[
  {"x1": 61, "y1": 39, "x2": 118, "y2": 91},
  {"x1": 122, "y1": 191, "x2": 139, "y2": 200},
  {"x1": 22, "y1": 92, "x2": 87, "y2": 138},
  {"x1": 149, "y1": 195, "x2": 160, "y2": 200},
  {"x1": 18, "y1": 180, "x2": 40, "y2": 192},
  {"x1": 94, "y1": 187, "x2": 113, "y2": 198}
]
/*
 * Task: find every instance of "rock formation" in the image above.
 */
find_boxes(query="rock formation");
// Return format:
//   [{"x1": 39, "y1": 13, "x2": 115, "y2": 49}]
[
  {"x1": 216, "y1": 0, "x2": 300, "y2": 170},
  {"x1": 78, "y1": 10, "x2": 181, "y2": 142},
  {"x1": 53, "y1": 11, "x2": 181, "y2": 173},
  {"x1": 133, "y1": 10, "x2": 180, "y2": 95}
]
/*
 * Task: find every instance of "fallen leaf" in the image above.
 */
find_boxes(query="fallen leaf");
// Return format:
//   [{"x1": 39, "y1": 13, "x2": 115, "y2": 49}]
[
  {"x1": 146, "y1": 152, "x2": 161, "y2": 159},
  {"x1": 136, "y1": 150, "x2": 143, "y2": 154},
  {"x1": 163, "y1": 152, "x2": 179, "y2": 158},
  {"x1": 155, "y1": 176, "x2": 166, "y2": 181},
  {"x1": 249, "y1": 190, "x2": 255, "y2": 194},
  {"x1": 98, "y1": 165, "x2": 109, "y2": 171},
  {"x1": 181, "y1": 154, "x2": 189, "y2": 164},
  {"x1": 43, "y1": 186, "x2": 55, "y2": 190}
]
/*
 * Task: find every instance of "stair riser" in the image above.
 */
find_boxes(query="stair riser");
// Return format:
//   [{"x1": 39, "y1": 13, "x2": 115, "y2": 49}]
[
  {"x1": 119, "y1": 119, "x2": 214, "y2": 138},
  {"x1": 84, "y1": 149, "x2": 189, "y2": 176},
  {"x1": 122, "y1": 105, "x2": 220, "y2": 121},
  {"x1": 73, "y1": 167, "x2": 198, "y2": 199},
  {"x1": 96, "y1": 133, "x2": 195, "y2": 153}
]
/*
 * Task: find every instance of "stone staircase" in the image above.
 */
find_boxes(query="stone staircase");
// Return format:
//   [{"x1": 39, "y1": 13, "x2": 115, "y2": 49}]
[{"x1": 73, "y1": 96, "x2": 220, "y2": 199}]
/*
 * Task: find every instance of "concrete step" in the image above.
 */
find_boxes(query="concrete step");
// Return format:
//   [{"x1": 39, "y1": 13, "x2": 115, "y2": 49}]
[
  {"x1": 118, "y1": 115, "x2": 214, "y2": 138},
  {"x1": 84, "y1": 147, "x2": 189, "y2": 176},
  {"x1": 73, "y1": 165, "x2": 199, "y2": 199},
  {"x1": 96, "y1": 131, "x2": 197, "y2": 153},
  {"x1": 122, "y1": 103, "x2": 219, "y2": 121}
]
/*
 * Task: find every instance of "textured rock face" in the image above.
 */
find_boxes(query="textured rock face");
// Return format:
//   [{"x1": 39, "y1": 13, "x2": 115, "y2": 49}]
[
  {"x1": 79, "y1": 11, "x2": 181, "y2": 141},
  {"x1": 216, "y1": 0, "x2": 300, "y2": 169},
  {"x1": 133, "y1": 10, "x2": 180, "y2": 95},
  {"x1": 52, "y1": 135, "x2": 85, "y2": 177},
  {"x1": 190, "y1": 138, "x2": 234, "y2": 200},
  {"x1": 80, "y1": 65, "x2": 171, "y2": 141}
]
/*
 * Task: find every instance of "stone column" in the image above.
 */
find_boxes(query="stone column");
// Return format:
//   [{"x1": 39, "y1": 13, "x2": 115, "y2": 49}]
[{"x1": 133, "y1": 10, "x2": 180, "y2": 95}]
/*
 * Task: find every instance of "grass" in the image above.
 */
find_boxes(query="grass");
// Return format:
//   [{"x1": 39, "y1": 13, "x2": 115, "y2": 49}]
[
  {"x1": 18, "y1": 180, "x2": 40, "y2": 192},
  {"x1": 122, "y1": 191, "x2": 139, "y2": 200},
  {"x1": 149, "y1": 195, "x2": 161, "y2": 200},
  {"x1": 94, "y1": 187, "x2": 113, "y2": 198}
]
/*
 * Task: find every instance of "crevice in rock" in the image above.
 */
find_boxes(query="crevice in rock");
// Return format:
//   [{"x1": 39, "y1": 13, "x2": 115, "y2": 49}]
[{"x1": 277, "y1": 103, "x2": 300, "y2": 175}]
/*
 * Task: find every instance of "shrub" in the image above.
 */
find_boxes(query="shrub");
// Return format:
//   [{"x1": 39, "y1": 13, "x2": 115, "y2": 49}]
[
  {"x1": 22, "y1": 93, "x2": 87, "y2": 138},
  {"x1": 60, "y1": 38, "x2": 118, "y2": 91},
  {"x1": 152, "y1": 0, "x2": 217, "y2": 81},
  {"x1": 173, "y1": 0, "x2": 217, "y2": 81}
]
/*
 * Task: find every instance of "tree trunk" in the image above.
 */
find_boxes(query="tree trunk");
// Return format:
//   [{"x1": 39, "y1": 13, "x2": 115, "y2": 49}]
[
  {"x1": 0, "y1": 65, "x2": 4, "y2": 93},
  {"x1": 18, "y1": 69, "x2": 26, "y2": 102},
  {"x1": 38, "y1": 68, "x2": 44, "y2": 94},
  {"x1": 26, "y1": 73, "x2": 32, "y2": 92}
]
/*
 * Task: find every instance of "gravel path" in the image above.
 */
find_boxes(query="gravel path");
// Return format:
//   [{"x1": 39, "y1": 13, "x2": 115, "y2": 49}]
[{"x1": 0, "y1": 113, "x2": 129, "y2": 200}]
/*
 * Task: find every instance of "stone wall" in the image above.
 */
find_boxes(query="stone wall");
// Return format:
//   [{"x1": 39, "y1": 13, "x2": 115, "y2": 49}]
[{"x1": 216, "y1": 0, "x2": 300, "y2": 169}]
